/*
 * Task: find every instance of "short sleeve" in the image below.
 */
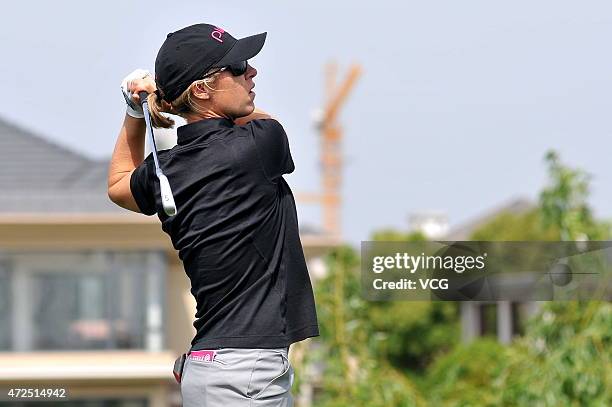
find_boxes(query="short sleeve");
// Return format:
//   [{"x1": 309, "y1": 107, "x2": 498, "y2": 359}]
[
  {"x1": 249, "y1": 119, "x2": 295, "y2": 182},
  {"x1": 129, "y1": 153, "x2": 157, "y2": 216}
]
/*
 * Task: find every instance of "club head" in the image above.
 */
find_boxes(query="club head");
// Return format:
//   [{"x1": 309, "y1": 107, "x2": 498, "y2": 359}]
[{"x1": 158, "y1": 173, "x2": 177, "y2": 216}]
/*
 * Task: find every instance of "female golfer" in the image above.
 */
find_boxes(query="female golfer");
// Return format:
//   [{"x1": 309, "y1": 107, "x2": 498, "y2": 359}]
[{"x1": 107, "y1": 23, "x2": 319, "y2": 406}]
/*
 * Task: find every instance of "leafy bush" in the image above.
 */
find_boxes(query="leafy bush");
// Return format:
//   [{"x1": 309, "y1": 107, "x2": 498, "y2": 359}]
[
  {"x1": 500, "y1": 301, "x2": 612, "y2": 406},
  {"x1": 424, "y1": 338, "x2": 508, "y2": 407},
  {"x1": 422, "y1": 302, "x2": 612, "y2": 407}
]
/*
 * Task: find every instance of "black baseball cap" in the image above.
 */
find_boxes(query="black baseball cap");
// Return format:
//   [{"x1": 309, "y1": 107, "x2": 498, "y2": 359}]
[{"x1": 155, "y1": 23, "x2": 267, "y2": 103}]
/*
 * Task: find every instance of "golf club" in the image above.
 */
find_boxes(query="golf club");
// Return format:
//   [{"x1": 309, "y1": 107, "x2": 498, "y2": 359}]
[{"x1": 138, "y1": 90, "x2": 177, "y2": 216}]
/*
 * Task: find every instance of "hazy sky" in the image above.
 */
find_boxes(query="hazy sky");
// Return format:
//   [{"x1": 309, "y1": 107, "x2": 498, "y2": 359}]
[{"x1": 2, "y1": 1, "x2": 612, "y2": 244}]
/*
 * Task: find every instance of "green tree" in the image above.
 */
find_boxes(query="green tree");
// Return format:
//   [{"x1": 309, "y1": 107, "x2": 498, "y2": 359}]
[
  {"x1": 368, "y1": 229, "x2": 460, "y2": 372},
  {"x1": 308, "y1": 245, "x2": 426, "y2": 407},
  {"x1": 371, "y1": 229, "x2": 427, "y2": 242},
  {"x1": 426, "y1": 150, "x2": 612, "y2": 406},
  {"x1": 539, "y1": 150, "x2": 610, "y2": 240},
  {"x1": 501, "y1": 301, "x2": 612, "y2": 406},
  {"x1": 470, "y1": 208, "x2": 560, "y2": 241},
  {"x1": 303, "y1": 150, "x2": 611, "y2": 406}
]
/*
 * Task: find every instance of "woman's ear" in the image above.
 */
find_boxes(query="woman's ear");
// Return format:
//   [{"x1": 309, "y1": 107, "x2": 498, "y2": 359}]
[{"x1": 192, "y1": 83, "x2": 210, "y2": 100}]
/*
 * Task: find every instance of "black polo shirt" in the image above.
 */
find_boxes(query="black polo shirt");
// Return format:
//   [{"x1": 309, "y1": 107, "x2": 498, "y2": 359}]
[{"x1": 130, "y1": 118, "x2": 319, "y2": 350}]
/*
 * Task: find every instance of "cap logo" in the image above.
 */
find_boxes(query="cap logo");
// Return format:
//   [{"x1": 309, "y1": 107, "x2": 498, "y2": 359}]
[{"x1": 211, "y1": 26, "x2": 225, "y2": 43}]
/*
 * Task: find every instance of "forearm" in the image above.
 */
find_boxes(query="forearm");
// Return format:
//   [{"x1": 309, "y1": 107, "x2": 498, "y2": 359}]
[{"x1": 107, "y1": 114, "x2": 146, "y2": 193}]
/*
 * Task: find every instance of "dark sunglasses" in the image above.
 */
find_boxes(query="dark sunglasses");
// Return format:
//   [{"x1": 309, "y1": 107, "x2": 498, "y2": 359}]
[
  {"x1": 225, "y1": 60, "x2": 248, "y2": 76},
  {"x1": 204, "y1": 60, "x2": 248, "y2": 79}
]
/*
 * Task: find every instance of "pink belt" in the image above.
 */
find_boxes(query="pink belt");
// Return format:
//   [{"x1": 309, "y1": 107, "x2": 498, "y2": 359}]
[{"x1": 188, "y1": 350, "x2": 217, "y2": 361}]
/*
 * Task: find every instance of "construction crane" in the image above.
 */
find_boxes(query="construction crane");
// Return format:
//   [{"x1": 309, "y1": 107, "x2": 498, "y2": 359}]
[{"x1": 296, "y1": 62, "x2": 361, "y2": 238}]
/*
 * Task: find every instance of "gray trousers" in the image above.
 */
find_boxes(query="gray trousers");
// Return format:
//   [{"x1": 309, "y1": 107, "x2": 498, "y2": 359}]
[{"x1": 181, "y1": 347, "x2": 294, "y2": 406}]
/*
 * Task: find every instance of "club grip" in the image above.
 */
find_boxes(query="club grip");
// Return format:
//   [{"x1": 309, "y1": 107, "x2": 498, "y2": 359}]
[{"x1": 138, "y1": 91, "x2": 149, "y2": 107}]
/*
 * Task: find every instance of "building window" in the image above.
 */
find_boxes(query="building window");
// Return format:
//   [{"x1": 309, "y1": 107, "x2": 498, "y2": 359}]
[
  {"x1": 1, "y1": 251, "x2": 165, "y2": 352},
  {"x1": 31, "y1": 271, "x2": 141, "y2": 350}
]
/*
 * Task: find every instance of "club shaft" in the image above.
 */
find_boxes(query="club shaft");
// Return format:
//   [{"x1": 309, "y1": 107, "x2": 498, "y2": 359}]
[{"x1": 140, "y1": 99, "x2": 163, "y2": 175}]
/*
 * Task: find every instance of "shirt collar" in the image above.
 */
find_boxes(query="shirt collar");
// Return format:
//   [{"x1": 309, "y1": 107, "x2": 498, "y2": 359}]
[{"x1": 176, "y1": 118, "x2": 235, "y2": 145}]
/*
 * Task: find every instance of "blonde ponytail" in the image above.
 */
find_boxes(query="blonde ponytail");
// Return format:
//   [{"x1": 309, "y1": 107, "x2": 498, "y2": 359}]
[{"x1": 147, "y1": 93, "x2": 175, "y2": 128}]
